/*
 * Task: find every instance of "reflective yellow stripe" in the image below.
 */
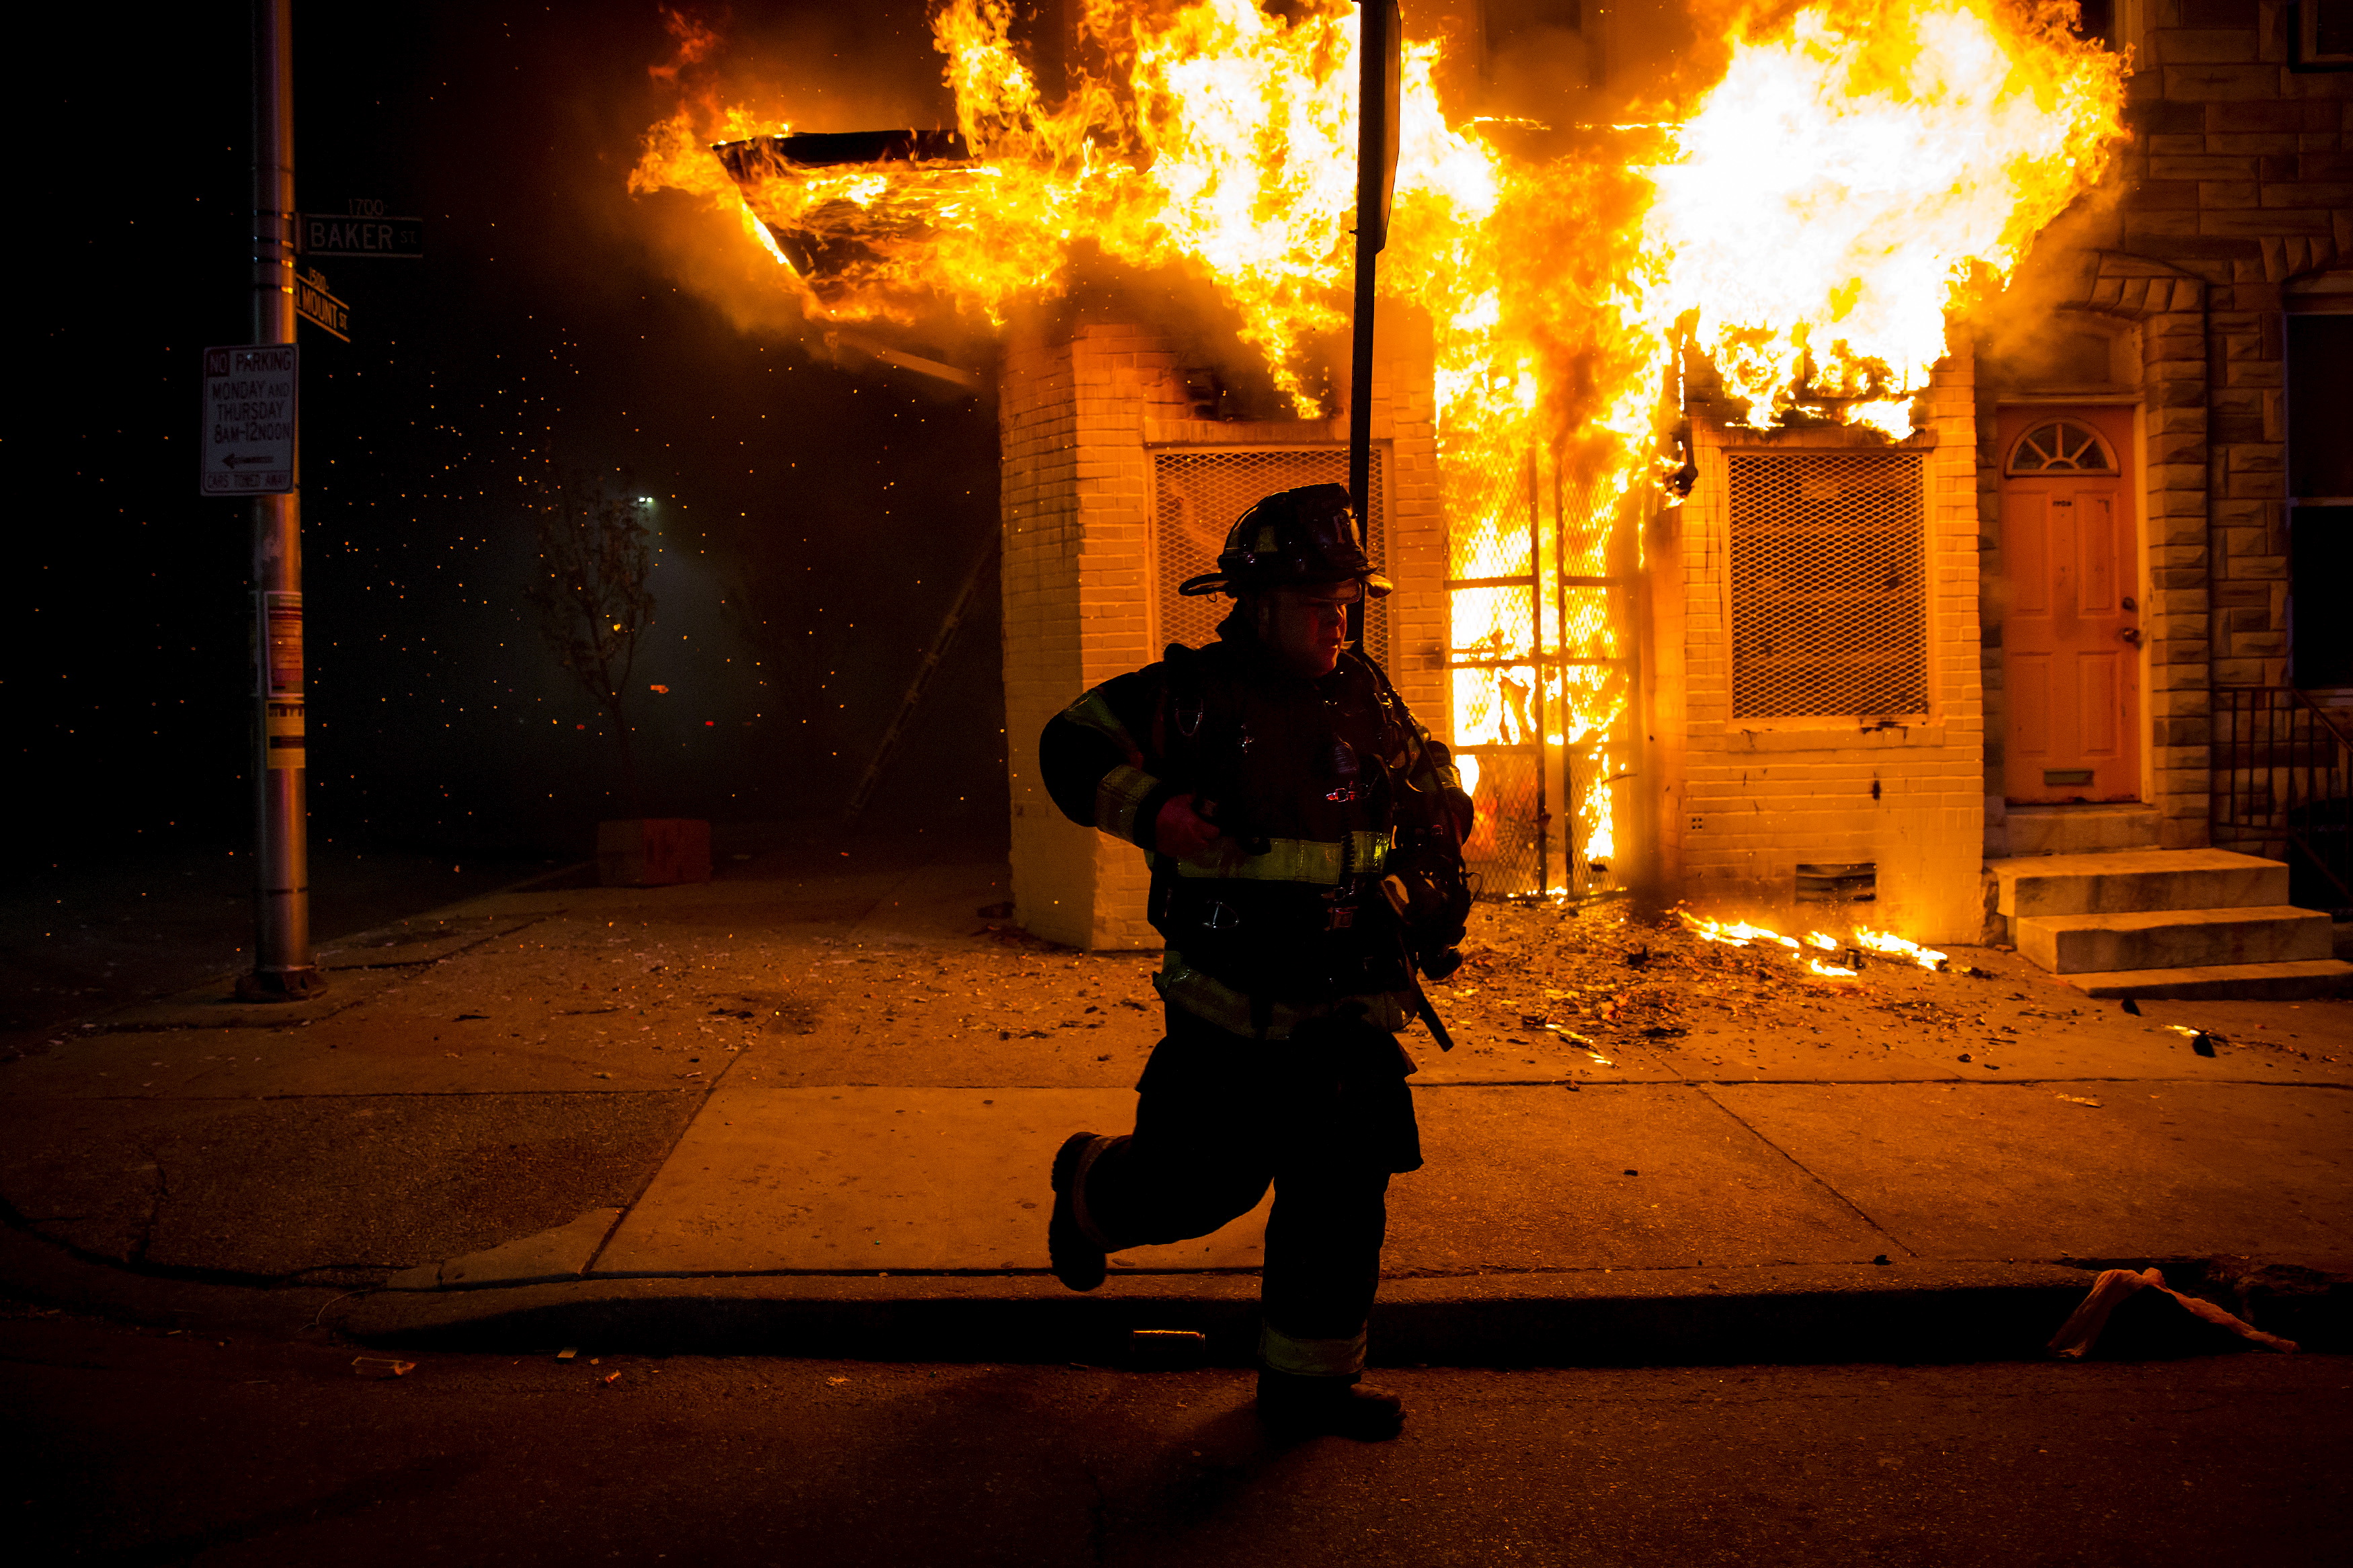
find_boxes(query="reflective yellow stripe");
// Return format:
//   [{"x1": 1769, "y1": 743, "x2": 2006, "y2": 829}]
[
  {"x1": 1259, "y1": 1321, "x2": 1367, "y2": 1377},
  {"x1": 1175, "y1": 837, "x2": 1341, "y2": 884},
  {"x1": 1094, "y1": 764, "x2": 1159, "y2": 843},
  {"x1": 1156, "y1": 952, "x2": 1410, "y2": 1040},
  {"x1": 1172, "y1": 831, "x2": 1390, "y2": 886}
]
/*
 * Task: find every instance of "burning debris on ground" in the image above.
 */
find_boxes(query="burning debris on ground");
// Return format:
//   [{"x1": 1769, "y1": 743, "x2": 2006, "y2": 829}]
[{"x1": 1426, "y1": 895, "x2": 2353, "y2": 1081}]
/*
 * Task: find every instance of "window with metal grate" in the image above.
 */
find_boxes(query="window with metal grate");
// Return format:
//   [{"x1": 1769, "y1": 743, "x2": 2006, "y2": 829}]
[
  {"x1": 1727, "y1": 450, "x2": 1927, "y2": 719},
  {"x1": 1150, "y1": 448, "x2": 1389, "y2": 667}
]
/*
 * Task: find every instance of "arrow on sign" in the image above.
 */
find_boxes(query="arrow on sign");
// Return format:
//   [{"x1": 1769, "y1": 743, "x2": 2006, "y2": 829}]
[{"x1": 222, "y1": 453, "x2": 282, "y2": 468}]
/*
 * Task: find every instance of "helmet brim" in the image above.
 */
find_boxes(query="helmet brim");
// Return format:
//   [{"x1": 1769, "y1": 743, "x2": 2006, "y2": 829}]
[{"x1": 1176, "y1": 570, "x2": 1393, "y2": 599}]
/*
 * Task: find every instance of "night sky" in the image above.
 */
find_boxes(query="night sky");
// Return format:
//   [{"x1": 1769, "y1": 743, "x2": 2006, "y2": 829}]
[{"x1": 26, "y1": 2, "x2": 1007, "y2": 873}]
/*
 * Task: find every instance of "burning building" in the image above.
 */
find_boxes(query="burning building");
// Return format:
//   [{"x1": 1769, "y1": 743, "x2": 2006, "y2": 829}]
[{"x1": 637, "y1": 0, "x2": 2353, "y2": 993}]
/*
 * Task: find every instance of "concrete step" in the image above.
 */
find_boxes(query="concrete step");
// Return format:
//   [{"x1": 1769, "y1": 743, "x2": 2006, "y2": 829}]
[
  {"x1": 2004, "y1": 804, "x2": 2162, "y2": 856},
  {"x1": 2016, "y1": 905, "x2": 2334, "y2": 975},
  {"x1": 2062, "y1": 958, "x2": 2353, "y2": 1001},
  {"x1": 1991, "y1": 849, "x2": 2290, "y2": 918}
]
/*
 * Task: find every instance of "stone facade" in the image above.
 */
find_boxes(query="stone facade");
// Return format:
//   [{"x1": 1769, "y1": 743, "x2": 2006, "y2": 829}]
[
  {"x1": 998, "y1": 312, "x2": 1446, "y2": 951},
  {"x1": 1980, "y1": 1, "x2": 2350, "y2": 846}
]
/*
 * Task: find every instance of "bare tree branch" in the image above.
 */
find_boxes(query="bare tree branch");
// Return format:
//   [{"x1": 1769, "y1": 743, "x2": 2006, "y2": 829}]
[{"x1": 526, "y1": 465, "x2": 655, "y2": 815}]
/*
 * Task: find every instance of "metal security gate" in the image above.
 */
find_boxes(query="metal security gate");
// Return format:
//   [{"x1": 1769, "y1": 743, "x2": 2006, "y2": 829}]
[
  {"x1": 1443, "y1": 444, "x2": 1638, "y2": 899},
  {"x1": 1150, "y1": 446, "x2": 1388, "y2": 669},
  {"x1": 1727, "y1": 451, "x2": 1927, "y2": 719}
]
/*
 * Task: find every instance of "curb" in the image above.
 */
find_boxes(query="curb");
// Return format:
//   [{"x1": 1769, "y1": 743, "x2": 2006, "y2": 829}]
[{"x1": 333, "y1": 1263, "x2": 2102, "y2": 1366}]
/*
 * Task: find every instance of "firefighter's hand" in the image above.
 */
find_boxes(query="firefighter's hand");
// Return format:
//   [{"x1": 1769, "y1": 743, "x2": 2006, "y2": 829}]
[{"x1": 1154, "y1": 794, "x2": 1224, "y2": 860}]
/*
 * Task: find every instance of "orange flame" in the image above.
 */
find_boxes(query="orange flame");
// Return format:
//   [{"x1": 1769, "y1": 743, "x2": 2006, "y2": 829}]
[
  {"x1": 1853, "y1": 926, "x2": 1952, "y2": 971},
  {"x1": 1680, "y1": 911, "x2": 1926, "y2": 978},
  {"x1": 1640, "y1": 0, "x2": 2128, "y2": 434}
]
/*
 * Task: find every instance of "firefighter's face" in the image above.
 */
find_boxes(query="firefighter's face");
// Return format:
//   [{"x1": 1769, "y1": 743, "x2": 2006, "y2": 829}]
[{"x1": 1254, "y1": 581, "x2": 1360, "y2": 677}]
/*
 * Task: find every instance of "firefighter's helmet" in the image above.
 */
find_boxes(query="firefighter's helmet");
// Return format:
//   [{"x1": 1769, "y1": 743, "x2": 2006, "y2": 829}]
[{"x1": 1176, "y1": 483, "x2": 1393, "y2": 598}]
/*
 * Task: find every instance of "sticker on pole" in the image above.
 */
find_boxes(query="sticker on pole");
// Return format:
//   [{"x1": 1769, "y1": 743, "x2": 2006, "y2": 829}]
[{"x1": 200, "y1": 345, "x2": 296, "y2": 495}]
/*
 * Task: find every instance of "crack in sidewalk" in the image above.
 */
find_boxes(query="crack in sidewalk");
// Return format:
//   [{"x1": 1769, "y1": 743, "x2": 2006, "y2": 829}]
[{"x1": 1690, "y1": 1085, "x2": 1919, "y2": 1259}]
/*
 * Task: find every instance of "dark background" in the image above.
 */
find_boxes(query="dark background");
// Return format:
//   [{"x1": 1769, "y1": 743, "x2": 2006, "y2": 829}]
[{"x1": 22, "y1": 2, "x2": 1008, "y2": 879}]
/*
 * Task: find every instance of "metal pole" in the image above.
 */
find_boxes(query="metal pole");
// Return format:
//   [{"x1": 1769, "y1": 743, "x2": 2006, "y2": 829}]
[
  {"x1": 1347, "y1": 3, "x2": 1398, "y2": 661},
  {"x1": 239, "y1": 0, "x2": 321, "y2": 1001},
  {"x1": 1527, "y1": 450, "x2": 1548, "y2": 895},
  {"x1": 1347, "y1": 1, "x2": 1398, "y2": 529}
]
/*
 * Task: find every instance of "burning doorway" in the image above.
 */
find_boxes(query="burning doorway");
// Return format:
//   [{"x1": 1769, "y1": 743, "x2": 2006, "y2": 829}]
[{"x1": 1444, "y1": 447, "x2": 1639, "y2": 902}]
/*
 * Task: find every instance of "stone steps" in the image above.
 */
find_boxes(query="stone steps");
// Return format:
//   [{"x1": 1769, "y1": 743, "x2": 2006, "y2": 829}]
[
  {"x1": 2001, "y1": 802, "x2": 2160, "y2": 857},
  {"x1": 2059, "y1": 958, "x2": 2353, "y2": 1001},
  {"x1": 2015, "y1": 905, "x2": 2332, "y2": 975},
  {"x1": 1993, "y1": 848, "x2": 2290, "y2": 919},
  {"x1": 1989, "y1": 841, "x2": 2353, "y2": 999}
]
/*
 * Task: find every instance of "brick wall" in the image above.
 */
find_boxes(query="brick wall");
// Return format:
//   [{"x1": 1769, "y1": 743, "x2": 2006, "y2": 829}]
[
  {"x1": 998, "y1": 313, "x2": 1445, "y2": 951},
  {"x1": 1669, "y1": 353, "x2": 1987, "y2": 944}
]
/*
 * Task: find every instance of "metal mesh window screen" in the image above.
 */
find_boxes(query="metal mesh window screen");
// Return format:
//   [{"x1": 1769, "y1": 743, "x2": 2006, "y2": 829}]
[
  {"x1": 1728, "y1": 451, "x2": 1927, "y2": 718},
  {"x1": 1152, "y1": 448, "x2": 1387, "y2": 667}
]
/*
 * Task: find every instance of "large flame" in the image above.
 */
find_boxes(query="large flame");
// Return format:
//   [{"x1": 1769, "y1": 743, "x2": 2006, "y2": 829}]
[
  {"x1": 1642, "y1": 0, "x2": 2128, "y2": 434},
  {"x1": 631, "y1": 0, "x2": 2125, "y2": 886}
]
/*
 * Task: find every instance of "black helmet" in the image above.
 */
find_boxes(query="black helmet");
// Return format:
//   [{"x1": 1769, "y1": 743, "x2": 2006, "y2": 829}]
[{"x1": 1176, "y1": 483, "x2": 1394, "y2": 599}]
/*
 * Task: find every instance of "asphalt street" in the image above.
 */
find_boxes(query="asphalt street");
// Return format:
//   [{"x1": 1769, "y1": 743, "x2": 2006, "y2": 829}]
[{"x1": 4, "y1": 1303, "x2": 2344, "y2": 1567}]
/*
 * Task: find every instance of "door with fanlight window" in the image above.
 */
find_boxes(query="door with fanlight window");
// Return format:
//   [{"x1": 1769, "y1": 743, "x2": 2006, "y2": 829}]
[{"x1": 1998, "y1": 408, "x2": 2141, "y2": 804}]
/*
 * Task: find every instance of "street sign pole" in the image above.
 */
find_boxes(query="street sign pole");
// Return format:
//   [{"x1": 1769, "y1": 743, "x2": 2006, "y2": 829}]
[
  {"x1": 1348, "y1": 1, "x2": 1401, "y2": 659},
  {"x1": 239, "y1": 0, "x2": 321, "y2": 1001}
]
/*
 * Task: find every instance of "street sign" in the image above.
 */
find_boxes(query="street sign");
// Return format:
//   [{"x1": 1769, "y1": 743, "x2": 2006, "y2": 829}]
[
  {"x1": 296, "y1": 267, "x2": 349, "y2": 341},
  {"x1": 297, "y1": 211, "x2": 424, "y2": 259},
  {"x1": 200, "y1": 345, "x2": 297, "y2": 495}
]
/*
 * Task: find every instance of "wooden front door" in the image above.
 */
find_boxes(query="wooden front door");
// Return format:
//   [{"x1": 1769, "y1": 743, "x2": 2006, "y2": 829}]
[{"x1": 1999, "y1": 407, "x2": 2141, "y2": 804}]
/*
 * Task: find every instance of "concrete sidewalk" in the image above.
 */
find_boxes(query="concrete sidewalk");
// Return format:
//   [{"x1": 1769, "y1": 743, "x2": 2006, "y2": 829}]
[{"x1": 3, "y1": 827, "x2": 2348, "y2": 1363}]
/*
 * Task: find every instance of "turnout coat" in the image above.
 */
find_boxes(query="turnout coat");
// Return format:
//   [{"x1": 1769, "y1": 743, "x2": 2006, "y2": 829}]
[{"x1": 1037, "y1": 622, "x2": 1469, "y2": 1042}]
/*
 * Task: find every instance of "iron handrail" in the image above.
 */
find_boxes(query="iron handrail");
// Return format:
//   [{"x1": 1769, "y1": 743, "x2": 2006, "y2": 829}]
[{"x1": 2212, "y1": 685, "x2": 2353, "y2": 907}]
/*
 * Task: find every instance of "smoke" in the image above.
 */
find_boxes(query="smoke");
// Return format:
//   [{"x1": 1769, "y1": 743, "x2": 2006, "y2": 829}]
[{"x1": 621, "y1": 4, "x2": 965, "y2": 347}]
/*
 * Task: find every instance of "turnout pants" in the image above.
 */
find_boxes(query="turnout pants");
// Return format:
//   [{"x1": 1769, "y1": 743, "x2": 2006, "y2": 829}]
[{"x1": 1073, "y1": 1003, "x2": 1421, "y2": 1376}]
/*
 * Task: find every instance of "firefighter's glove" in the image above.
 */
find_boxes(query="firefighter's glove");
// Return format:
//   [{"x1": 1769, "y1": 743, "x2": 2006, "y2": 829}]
[{"x1": 1154, "y1": 793, "x2": 1226, "y2": 860}]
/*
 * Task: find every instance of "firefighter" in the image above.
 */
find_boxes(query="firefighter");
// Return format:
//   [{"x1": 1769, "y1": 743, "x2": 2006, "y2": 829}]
[{"x1": 1036, "y1": 482, "x2": 1472, "y2": 1442}]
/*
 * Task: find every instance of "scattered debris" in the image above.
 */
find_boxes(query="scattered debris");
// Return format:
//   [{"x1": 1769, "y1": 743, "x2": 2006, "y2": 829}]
[
  {"x1": 2167, "y1": 1024, "x2": 2223, "y2": 1057},
  {"x1": 351, "y1": 1357, "x2": 415, "y2": 1379},
  {"x1": 2048, "y1": 1267, "x2": 2297, "y2": 1359},
  {"x1": 2056, "y1": 1095, "x2": 2103, "y2": 1108},
  {"x1": 557, "y1": 1348, "x2": 578, "y2": 1360}
]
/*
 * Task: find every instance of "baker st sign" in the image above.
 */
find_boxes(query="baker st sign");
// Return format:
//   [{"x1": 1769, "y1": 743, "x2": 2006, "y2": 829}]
[
  {"x1": 200, "y1": 345, "x2": 296, "y2": 495},
  {"x1": 298, "y1": 211, "x2": 424, "y2": 259}
]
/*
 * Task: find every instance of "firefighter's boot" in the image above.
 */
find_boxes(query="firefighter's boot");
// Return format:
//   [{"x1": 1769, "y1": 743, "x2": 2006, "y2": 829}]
[
  {"x1": 1048, "y1": 1131, "x2": 1109, "y2": 1292},
  {"x1": 1254, "y1": 1368, "x2": 1406, "y2": 1441}
]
